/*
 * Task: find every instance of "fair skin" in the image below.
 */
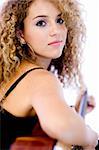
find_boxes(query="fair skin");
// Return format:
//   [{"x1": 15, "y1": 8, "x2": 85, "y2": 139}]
[{"x1": 2, "y1": 0, "x2": 98, "y2": 149}]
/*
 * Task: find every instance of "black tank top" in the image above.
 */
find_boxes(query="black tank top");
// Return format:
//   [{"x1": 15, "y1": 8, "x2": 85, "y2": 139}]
[{"x1": 0, "y1": 67, "x2": 43, "y2": 150}]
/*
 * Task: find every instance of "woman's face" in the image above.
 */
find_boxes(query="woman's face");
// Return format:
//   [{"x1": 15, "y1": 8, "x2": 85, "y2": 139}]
[{"x1": 23, "y1": 0, "x2": 67, "y2": 60}]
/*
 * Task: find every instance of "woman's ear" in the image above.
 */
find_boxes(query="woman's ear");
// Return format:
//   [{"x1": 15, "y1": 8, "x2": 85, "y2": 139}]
[{"x1": 16, "y1": 29, "x2": 26, "y2": 44}]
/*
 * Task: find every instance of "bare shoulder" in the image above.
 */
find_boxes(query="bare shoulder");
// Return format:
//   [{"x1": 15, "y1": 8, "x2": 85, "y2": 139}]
[
  {"x1": 27, "y1": 68, "x2": 65, "y2": 108},
  {"x1": 28, "y1": 68, "x2": 61, "y2": 88},
  {"x1": 28, "y1": 69, "x2": 61, "y2": 91}
]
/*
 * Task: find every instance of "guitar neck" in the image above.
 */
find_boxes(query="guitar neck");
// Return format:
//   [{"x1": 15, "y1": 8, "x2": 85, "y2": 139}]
[{"x1": 78, "y1": 90, "x2": 88, "y2": 118}]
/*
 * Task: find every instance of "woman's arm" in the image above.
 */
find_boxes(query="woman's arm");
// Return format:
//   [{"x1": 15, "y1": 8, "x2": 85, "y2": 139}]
[{"x1": 28, "y1": 69, "x2": 98, "y2": 148}]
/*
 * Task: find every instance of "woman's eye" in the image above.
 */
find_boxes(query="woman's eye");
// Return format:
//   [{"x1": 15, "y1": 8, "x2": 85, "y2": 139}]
[
  {"x1": 57, "y1": 18, "x2": 64, "y2": 24},
  {"x1": 36, "y1": 20, "x2": 46, "y2": 27}
]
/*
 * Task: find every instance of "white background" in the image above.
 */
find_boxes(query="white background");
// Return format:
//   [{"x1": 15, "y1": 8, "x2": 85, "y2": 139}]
[
  {"x1": 63, "y1": 0, "x2": 99, "y2": 134},
  {"x1": 0, "y1": 0, "x2": 99, "y2": 133},
  {"x1": 79, "y1": 0, "x2": 99, "y2": 134}
]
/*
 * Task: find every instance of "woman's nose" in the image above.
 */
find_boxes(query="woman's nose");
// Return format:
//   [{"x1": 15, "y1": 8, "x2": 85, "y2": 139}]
[{"x1": 49, "y1": 23, "x2": 60, "y2": 36}]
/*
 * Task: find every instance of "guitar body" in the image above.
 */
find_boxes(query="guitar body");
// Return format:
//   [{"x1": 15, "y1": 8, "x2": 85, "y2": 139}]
[
  {"x1": 10, "y1": 136, "x2": 55, "y2": 150},
  {"x1": 10, "y1": 121, "x2": 56, "y2": 150},
  {"x1": 10, "y1": 121, "x2": 82, "y2": 150}
]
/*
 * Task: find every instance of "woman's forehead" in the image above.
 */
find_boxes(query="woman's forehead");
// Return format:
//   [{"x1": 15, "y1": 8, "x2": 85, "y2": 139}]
[{"x1": 27, "y1": 0, "x2": 62, "y2": 16}]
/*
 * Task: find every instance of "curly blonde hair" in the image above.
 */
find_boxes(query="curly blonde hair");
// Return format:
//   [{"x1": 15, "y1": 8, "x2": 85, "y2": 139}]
[{"x1": 0, "y1": 0, "x2": 85, "y2": 86}]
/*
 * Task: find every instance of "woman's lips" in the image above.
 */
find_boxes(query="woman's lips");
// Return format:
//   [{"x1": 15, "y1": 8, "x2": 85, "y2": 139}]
[{"x1": 48, "y1": 41, "x2": 63, "y2": 46}]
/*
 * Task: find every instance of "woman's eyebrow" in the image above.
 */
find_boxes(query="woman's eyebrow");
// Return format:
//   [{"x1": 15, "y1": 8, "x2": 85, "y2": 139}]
[
  {"x1": 33, "y1": 13, "x2": 62, "y2": 20},
  {"x1": 33, "y1": 15, "x2": 48, "y2": 20},
  {"x1": 58, "y1": 13, "x2": 62, "y2": 17}
]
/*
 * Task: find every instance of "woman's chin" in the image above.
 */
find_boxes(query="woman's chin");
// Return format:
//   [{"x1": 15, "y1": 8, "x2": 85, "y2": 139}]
[{"x1": 50, "y1": 50, "x2": 63, "y2": 59}]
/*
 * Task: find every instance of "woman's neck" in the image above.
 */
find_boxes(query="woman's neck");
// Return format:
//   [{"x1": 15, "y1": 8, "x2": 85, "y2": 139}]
[{"x1": 36, "y1": 56, "x2": 52, "y2": 70}]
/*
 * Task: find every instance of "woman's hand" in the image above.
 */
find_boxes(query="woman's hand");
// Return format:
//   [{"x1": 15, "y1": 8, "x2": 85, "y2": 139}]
[{"x1": 75, "y1": 90, "x2": 96, "y2": 114}]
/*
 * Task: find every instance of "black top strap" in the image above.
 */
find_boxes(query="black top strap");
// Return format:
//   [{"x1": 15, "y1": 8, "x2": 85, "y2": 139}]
[{"x1": 4, "y1": 67, "x2": 43, "y2": 98}]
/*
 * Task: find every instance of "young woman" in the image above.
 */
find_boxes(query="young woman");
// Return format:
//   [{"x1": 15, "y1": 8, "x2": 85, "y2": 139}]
[{"x1": 0, "y1": 0, "x2": 98, "y2": 149}]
